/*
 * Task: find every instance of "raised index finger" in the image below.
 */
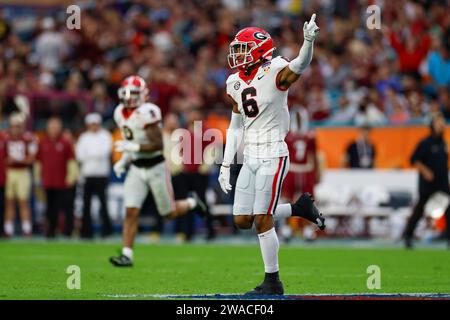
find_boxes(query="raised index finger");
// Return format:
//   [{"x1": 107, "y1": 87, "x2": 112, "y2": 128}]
[{"x1": 310, "y1": 13, "x2": 316, "y2": 23}]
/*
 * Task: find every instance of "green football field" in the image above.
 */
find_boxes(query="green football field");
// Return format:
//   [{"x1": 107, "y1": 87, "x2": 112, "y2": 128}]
[{"x1": 0, "y1": 240, "x2": 449, "y2": 299}]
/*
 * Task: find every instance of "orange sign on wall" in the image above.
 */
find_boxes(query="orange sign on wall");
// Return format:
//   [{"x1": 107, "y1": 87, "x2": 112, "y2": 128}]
[{"x1": 316, "y1": 126, "x2": 450, "y2": 169}]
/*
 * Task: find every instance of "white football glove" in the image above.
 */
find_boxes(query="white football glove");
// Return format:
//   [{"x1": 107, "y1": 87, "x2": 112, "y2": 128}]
[
  {"x1": 218, "y1": 165, "x2": 232, "y2": 194},
  {"x1": 303, "y1": 13, "x2": 319, "y2": 42},
  {"x1": 115, "y1": 140, "x2": 140, "y2": 153},
  {"x1": 113, "y1": 159, "x2": 127, "y2": 178}
]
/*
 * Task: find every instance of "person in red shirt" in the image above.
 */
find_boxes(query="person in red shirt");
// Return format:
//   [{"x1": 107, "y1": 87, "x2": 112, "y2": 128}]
[
  {"x1": 281, "y1": 107, "x2": 321, "y2": 240},
  {"x1": 36, "y1": 117, "x2": 78, "y2": 238},
  {"x1": 0, "y1": 130, "x2": 6, "y2": 237},
  {"x1": 3, "y1": 113, "x2": 38, "y2": 237},
  {"x1": 175, "y1": 110, "x2": 216, "y2": 241},
  {"x1": 388, "y1": 30, "x2": 431, "y2": 76},
  {"x1": 283, "y1": 107, "x2": 320, "y2": 201}
]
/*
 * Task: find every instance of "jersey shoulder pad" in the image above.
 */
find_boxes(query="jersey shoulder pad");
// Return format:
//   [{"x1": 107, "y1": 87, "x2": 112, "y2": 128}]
[
  {"x1": 225, "y1": 73, "x2": 240, "y2": 95},
  {"x1": 226, "y1": 72, "x2": 239, "y2": 85},
  {"x1": 138, "y1": 103, "x2": 162, "y2": 125}
]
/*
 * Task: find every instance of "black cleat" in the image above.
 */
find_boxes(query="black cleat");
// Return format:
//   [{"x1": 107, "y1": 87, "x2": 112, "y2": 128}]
[
  {"x1": 245, "y1": 280, "x2": 284, "y2": 296},
  {"x1": 292, "y1": 193, "x2": 325, "y2": 230},
  {"x1": 109, "y1": 254, "x2": 133, "y2": 267},
  {"x1": 188, "y1": 191, "x2": 207, "y2": 216}
]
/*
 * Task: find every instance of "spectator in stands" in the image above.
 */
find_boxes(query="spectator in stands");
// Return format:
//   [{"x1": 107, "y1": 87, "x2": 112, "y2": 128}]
[
  {"x1": 76, "y1": 113, "x2": 113, "y2": 238},
  {"x1": 374, "y1": 66, "x2": 402, "y2": 97},
  {"x1": 354, "y1": 94, "x2": 387, "y2": 126},
  {"x1": 3, "y1": 113, "x2": 38, "y2": 237},
  {"x1": 406, "y1": 91, "x2": 428, "y2": 122},
  {"x1": 404, "y1": 113, "x2": 450, "y2": 249},
  {"x1": 36, "y1": 117, "x2": 78, "y2": 238},
  {"x1": 0, "y1": 10, "x2": 11, "y2": 43},
  {"x1": 306, "y1": 85, "x2": 331, "y2": 121},
  {"x1": 0, "y1": 0, "x2": 448, "y2": 127},
  {"x1": 426, "y1": 41, "x2": 450, "y2": 89},
  {"x1": 329, "y1": 96, "x2": 357, "y2": 124},
  {"x1": 387, "y1": 25, "x2": 431, "y2": 78},
  {"x1": 343, "y1": 125, "x2": 376, "y2": 169},
  {"x1": 34, "y1": 17, "x2": 69, "y2": 73}
]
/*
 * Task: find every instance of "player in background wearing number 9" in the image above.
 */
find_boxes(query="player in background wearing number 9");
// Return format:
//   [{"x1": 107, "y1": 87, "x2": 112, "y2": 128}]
[
  {"x1": 109, "y1": 75, "x2": 207, "y2": 267},
  {"x1": 218, "y1": 14, "x2": 325, "y2": 295}
]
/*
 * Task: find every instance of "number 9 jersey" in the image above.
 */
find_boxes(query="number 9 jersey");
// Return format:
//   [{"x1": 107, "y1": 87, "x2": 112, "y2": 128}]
[
  {"x1": 226, "y1": 56, "x2": 290, "y2": 159},
  {"x1": 113, "y1": 102, "x2": 163, "y2": 160}
]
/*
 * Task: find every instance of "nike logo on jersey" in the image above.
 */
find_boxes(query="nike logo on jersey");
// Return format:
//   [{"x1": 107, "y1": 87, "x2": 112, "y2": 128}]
[{"x1": 257, "y1": 75, "x2": 265, "y2": 80}]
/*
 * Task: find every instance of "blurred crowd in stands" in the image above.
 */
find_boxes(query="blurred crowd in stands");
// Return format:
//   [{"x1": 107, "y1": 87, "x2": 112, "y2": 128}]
[{"x1": 0, "y1": 0, "x2": 449, "y2": 131}]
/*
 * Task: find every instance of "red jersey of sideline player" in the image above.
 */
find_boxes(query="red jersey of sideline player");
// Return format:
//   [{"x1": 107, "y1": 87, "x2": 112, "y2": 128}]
[
  {"x1": 282, "y1": 107, "x2": 319, "y2": 201},
  {"x1": 4, "y1": 128, "x2": 38, "y2": 169}
]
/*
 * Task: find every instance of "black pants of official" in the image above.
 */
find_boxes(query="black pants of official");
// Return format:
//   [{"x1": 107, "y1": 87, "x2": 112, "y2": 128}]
[
  {"x1": 81, "y1": 177, "x2": 112, "y2": 238},
  {"x1": 45, "y1": 188, "x2": 75, "y2": 237},
  {"x1": 173, "y1": 172, "x2": 215, "y2": 240},
  {"x1": 404, "y1": 190, "x2": 450, "y2": 243},
  {"x1": 0, "y1": 187, "x2": 4, "y2": 236}
]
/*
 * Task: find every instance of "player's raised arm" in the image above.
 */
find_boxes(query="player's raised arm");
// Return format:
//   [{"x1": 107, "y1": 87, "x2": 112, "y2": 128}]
[
  {"x1": 218, "y1": 97, "x2": 243, "y2": 194},
  {"x1": 276, "y1": 13, "x2": 319, "y2": 90}
]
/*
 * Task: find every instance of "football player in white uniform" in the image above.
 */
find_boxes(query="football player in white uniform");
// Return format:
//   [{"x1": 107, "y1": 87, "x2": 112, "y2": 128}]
[
  {"x1": 218, "y1": 14, "x2": 325, "y2": 295},
  {"x1": 109, "y1": 76, "x2": 206, "y2": 267}
]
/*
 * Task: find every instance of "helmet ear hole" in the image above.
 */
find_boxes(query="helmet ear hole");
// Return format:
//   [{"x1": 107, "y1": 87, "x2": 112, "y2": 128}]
[{"x1": 229, "y1": 27, "x2": 274, "y2": 69}]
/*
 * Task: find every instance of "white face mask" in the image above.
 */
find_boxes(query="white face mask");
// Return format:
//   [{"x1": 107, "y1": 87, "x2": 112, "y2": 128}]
[
  {"x1": 227, "y1": 41, "x2": 256, "y2": 69},
  {"x1": 227, "y1": 37, "x2": 274, "y2": 69}
]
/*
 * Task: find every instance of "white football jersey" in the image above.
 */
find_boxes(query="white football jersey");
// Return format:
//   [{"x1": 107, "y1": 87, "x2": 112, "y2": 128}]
[
  {"x1": 113, "y1": 102, "x2": 163, "y2": 160},
  {"x1": 226, "y1": 56, "x2": 290, "y2": 159}
]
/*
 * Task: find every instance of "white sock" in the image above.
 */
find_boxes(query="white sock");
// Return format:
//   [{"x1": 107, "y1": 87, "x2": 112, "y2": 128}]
[
  {"x1": 274, "y1": 203, "x2": 292, "y2": 220},
  {"x1": 258, "y1": 227, "x2": 279, "y2": 273},
  {"x1": 22, "y1": 221, "x2": 32, "y2": 234},
  {"x1": 186, "y1": 197, "x2": 197, "y2": 210},
  {"x1": 122, "y1": 247, "x2": 133, "y2": 260},
  {"x1": 4, "y1": 222, "x2": 14, "y2": 236}
]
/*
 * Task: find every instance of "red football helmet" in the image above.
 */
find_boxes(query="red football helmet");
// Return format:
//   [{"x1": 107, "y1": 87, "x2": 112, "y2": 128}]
[
  {"x1": 228, "y1": 27, "x2": 275, "y2": 69},
  {"x1": 117, "y1": 75, "x2": 148, "y2": 108}
]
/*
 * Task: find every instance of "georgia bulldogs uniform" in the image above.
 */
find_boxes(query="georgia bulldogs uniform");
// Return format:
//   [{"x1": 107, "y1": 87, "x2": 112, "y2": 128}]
[
  {"x1": 218, "y1": 15, "x2": 323, "y2": 295},
  {"x1": 226, "y1": 55, "x2": 291, "y2": 215},
  {"x1": 113, "y1": 102, "x2": 175, "y2": 215},
  {"x1": 225, "y1": 55, "x2": 291, "y2": 160},
  {"x1": 114, "y1": 102, "x2": 163, "y2": 161}
]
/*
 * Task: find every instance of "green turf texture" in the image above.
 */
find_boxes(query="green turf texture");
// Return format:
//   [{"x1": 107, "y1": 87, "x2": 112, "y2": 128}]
[{"x1": 0, "y1": 241, "x2": 449, "y2": 299}]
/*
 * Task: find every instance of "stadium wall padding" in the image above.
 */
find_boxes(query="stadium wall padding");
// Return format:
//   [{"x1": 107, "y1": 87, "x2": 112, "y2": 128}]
[{"x1": 316, "y1": 126, "x2": 450, "y2": 169}]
